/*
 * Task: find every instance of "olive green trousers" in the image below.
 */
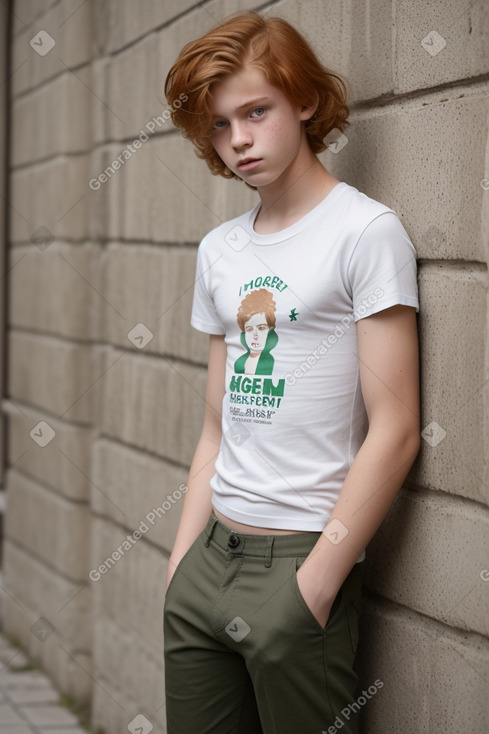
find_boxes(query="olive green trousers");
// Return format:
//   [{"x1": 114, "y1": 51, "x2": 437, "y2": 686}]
[{"x1": 164, "y1": 512, "x2": 364, "y2": 734}]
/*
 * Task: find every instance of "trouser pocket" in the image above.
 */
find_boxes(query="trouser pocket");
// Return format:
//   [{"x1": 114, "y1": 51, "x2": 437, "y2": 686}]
[{"x1": 291, "y1": 556, "x2": 344, "y2": 633}]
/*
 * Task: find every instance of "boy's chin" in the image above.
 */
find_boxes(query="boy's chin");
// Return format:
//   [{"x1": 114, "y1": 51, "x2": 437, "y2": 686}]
[
  {"x1": 233, "y1": 173, "x2": 258, "y2": 190},
  {"x1": 238, "y1": 175, "x2": 276, "y2": 192},
  {"x1": 243, "y1": 179, "x2": 258, "y2": 190}
]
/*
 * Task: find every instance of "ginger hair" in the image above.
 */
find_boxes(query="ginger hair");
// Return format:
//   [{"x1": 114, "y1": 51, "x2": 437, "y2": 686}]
[
  {"x1": 164, "y1": 12, "x2": 349, "y2": 178},
  {"x1": 237, "y1": 289, "x2": 276, "y2": 332}
]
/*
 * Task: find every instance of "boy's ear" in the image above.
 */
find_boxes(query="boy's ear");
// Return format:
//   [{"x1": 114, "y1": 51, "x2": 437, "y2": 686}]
[{"x1": 299, "y1": 93, "x2": 319, "y2": 122}]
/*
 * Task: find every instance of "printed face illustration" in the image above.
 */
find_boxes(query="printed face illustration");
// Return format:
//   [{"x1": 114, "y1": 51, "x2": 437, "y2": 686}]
[
  {"x1": 244, "y1": 312, "x2": 269, "y2": 356},
  {"x1": 234, "y1": 288, "x2": 277, "y2": 375}
]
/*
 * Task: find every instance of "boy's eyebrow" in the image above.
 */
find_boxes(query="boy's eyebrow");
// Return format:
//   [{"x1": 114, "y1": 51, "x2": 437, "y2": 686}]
[{"x1": 211, "y1": 97, "x2": 271, "y2": 118}]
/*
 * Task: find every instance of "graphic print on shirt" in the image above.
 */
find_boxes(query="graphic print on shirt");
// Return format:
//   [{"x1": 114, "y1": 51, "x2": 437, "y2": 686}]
[
  {"x1": 230, "y1": 277, "x2": 291, "y2": 425},
  {"x1": 233, "y1": 288, "x2": 278, "y2": 375}
]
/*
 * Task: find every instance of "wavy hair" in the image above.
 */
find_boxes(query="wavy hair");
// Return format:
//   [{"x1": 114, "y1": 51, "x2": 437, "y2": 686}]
[
  {"x1": 237, "y1": 289, "x2": 277, "y2": 332},
  {"x1": 164, "y1": 12, "x2": 349, "y2": 178}
]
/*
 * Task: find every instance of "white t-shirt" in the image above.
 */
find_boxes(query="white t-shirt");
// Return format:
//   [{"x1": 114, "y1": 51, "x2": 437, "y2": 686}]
[{"x1": 191, "y1": 182, "x2": 419, "y2": 543}]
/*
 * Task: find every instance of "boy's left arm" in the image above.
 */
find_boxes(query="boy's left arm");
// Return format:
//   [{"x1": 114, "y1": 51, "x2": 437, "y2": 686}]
[{"x1": 296, "y1": 304, "x2": 421, "y2": 628}]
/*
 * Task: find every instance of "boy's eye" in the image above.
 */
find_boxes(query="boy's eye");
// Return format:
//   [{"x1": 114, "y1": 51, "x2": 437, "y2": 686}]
[{"x1": 250, "y1": 107, "x2": 266, "y2": 118}]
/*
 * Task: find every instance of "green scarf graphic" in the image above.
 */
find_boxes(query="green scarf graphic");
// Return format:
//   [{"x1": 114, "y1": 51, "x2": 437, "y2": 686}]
[{"x1": 234, "y1": 328, "x2": 278, "y2": 375}]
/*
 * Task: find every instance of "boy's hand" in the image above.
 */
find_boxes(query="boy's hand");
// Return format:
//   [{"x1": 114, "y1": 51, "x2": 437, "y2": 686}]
[
  {"x1": 295, "y1": 560, "x2": 336, "y2": 629},
  {"x1": 165, "y1": 556, "x2": 179, "y2": 592}
]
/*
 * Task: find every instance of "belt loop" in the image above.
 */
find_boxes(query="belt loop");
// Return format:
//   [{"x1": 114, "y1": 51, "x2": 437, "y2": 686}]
[
  {"x1": 204, "y1": 517, "x2": 218, "y2": 547},
  {"x1": 264, "y1": 536, "x2": 274, "y2": 567}
]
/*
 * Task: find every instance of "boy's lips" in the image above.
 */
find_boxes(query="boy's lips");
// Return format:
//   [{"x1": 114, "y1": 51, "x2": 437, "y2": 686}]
[{"x1": 237, "y1": 157, "x2": 262, "y2": 170}]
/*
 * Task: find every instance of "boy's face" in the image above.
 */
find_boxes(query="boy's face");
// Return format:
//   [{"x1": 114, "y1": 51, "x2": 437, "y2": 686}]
[
  {"x1": 244, "y1": 312, "x2": 269, "y2": 354},
  {"x1": 210, "y1": 64, "x2": 313, "y2": 189}
]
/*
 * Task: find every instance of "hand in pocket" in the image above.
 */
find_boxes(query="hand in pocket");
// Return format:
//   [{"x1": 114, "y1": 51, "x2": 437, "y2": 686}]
[{"x1": 295, "y1": 560, "x2": 335, "y2": 629}]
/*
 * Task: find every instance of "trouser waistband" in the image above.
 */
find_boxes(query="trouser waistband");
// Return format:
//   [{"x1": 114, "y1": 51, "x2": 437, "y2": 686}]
[{"x1": 203, "y1": 511, "x2": 321, "y2": 567}]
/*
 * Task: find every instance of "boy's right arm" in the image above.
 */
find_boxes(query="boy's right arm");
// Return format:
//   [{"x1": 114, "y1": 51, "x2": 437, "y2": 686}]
[{"x1": 165, "y1": 334, "x2": 226, "y2": 590}]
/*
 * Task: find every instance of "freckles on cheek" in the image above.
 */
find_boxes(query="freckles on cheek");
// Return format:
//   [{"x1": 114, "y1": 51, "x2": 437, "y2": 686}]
[
  {"x1": 260, "y1": 125, "x2": 278, "y2": 149},
  {"x1": 269, "y1": 121, "x2": 291, "y2": 145}
]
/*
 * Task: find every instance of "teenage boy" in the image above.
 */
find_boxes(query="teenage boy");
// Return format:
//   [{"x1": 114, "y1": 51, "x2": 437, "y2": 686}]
[{"x1": 163, "y1": 11, "x2": 420, "y2": 734}]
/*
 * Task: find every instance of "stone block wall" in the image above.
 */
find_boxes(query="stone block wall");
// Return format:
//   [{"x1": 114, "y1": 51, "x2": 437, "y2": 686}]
[{"x1": 3, "y1": 1, "x2": 488, "y2": 732}]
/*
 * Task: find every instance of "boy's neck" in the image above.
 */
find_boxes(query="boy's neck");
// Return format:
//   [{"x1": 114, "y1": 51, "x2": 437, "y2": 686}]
[{"x1": 253, "y1": 151, "x2": 340, "y2": 235}]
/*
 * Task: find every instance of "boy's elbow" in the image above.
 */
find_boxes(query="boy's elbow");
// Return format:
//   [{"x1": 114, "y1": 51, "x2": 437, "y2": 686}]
[
  {"x1": 404, "y1": 425, "x2": 421, "y2": 465},
  {"x1": 369, "y1": 413, "x2": 421, "y2": 465},
  {"x1": 393, "y1": 413, "x2": 421, "y2": 466}
]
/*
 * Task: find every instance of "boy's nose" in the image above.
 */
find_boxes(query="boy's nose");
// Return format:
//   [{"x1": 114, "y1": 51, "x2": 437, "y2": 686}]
[{"x1": 230, "y1": 123, "x2": 252, "y2": 149}]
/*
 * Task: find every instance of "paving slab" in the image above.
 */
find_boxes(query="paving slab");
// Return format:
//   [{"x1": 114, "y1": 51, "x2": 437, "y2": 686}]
[
  {"x1": 5, "y1": 653, "x2": 30, "y2": 670},
  {"x1": 17, "y1": 704, "x2": 80, "y2": 727},
  {"x1": 0, "y1": 648, "x2": 29, "y2": 667},
  {"x1": 8, "y1": 686, "x2": 60, "y2": 705},
  {"x1": 0, "y1": 671, "x2": 54, "y2": 688},
  {"x1": 0, "y1": 633, "x2": 87, "y2": 733},
  {"x1": 0, "y1": 702, "x2": 27, "y2": 725}
]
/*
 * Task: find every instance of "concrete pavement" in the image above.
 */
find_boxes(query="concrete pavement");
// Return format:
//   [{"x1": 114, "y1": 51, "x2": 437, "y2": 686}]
[{"x1": 0, "y1": 633, "x2": 86, "y2": 733}]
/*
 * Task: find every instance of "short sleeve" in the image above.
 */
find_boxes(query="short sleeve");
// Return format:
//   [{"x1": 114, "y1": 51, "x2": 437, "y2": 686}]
[
  {"x1": 348, "y1": 211, "x2": 419, "y2": 321},
  {"x1": 190, "y1": 238, "x2": 226, "y2": 335}
]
